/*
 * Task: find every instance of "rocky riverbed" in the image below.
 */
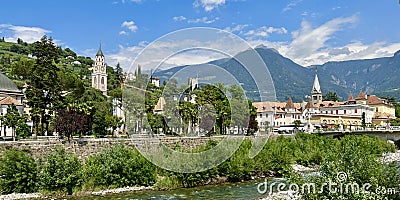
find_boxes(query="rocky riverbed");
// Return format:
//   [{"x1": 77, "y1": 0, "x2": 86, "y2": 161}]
[
  {"x1": 0, "y1": 186, "x2": 153, "y2": 200},
  {"x1": 260, "y1": 191, "x2": 301, "y2": 200},
  {"x1": 382, "y1": 150, "x2": 400, "y2": 163},
  {"x1": 0, "y1": 193, "x2": 41, "y2": 200},
  {"x1": 91, "y1": 186, "x2": 153, "y2": 196}
]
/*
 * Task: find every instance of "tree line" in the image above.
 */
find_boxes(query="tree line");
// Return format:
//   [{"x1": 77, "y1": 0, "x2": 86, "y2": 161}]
[
  {"x1": 7, "y1": 35, "x2": 123, "y2": 140},
  {"x1": 123, "y1": 72, "x2": 259, "y2": 136}
]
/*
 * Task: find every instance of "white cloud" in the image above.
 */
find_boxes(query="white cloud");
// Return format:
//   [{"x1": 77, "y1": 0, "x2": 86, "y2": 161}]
[
  {"x1": 120, "y1": 0, "x2": 142, "y2": 3},
  {"x1": 224, "y1": 24, "x2": 249, "y2": 34},
  {"x1": 119, "y1": 30, "x2": 128, "y2": 35},
  {"x1": 173, "y1": 16, "x2": 187, "y2": 21},
  {"x1": 283, "y1": 15, "x2": 358, "y2": 63},
  {"x1": 187, "y1": 16, "x2": 219, "y2": 24},
  {"x1": 106, "y1": 34, "x2": 250, "y2": 73},
  {"x1": 173, "y1": 16, "x2": 219, "y2": 24},
  {"x1": 301, "y1": 11, "x2": 317, "y2": 17},
  {"x1": 244, "y1": 26, "x2": 288, "y2": 38},
  {"x1": 193, "y1": 0, "x2": 226, "y2": 11},
  {"x1": 0, "y1": 24, "x2": 51, "y2": 43},
  {"x1": 332, "y1": 6, "x2": 341, "y2": 11},
  {"x1": 282, "y1": 0, "x2": 303, "y2": 12},
  {"x1": 107, "y1": 15, "x2": 400, "y2": 72},
  {"x1": 121, "y1": 21, "x2": 138, "y2": 33}
]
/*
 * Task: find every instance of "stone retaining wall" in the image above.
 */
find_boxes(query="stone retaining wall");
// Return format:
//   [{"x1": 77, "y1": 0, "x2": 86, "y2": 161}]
[{"x1": 0, "y1": 137, "x2": 224, "y2": 161}]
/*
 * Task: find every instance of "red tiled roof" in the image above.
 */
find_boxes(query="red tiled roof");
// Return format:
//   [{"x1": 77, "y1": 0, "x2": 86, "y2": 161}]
[
  {"x1": 253, "y1": 101, "x2": 303, "y2": 113},
  {"x1": 355, "y1": 91, "x2": 365, "y2": 100},
  {"x1": 374, "y1": 112, "x2": 395, "y2": 119},
  {"x1": 0, "y1": 96, "x2": 22, "y2": 105},
  {"x1": 316, "y1": 101, "x2": 344, "y2": 108},
  {"x1": 367, "y1": 95, "x2": 384, "y2": 105},
  {"x1": 285, "y1": 97, "x2": 295, "y2": 109},
  {"x1": 305, "y1": 101, "x2": 314, "y2": 109},
  {"x1": 347, "y1": 93, "x2": 355, "y2": 101}
]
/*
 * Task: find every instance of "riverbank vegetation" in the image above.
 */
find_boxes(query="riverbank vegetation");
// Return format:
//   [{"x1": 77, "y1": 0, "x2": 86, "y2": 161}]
[{"x1": 0, "y1": 134, "x2": 398, "y2": 199}]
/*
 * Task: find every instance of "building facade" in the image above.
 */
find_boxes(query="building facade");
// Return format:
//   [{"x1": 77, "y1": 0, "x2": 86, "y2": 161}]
[
  {"x1": 253, "y1": 72, "x2": 396, "y2": 132},
  {"x1": 0, "y1": 74, "x2": 26, "y2": 137}
]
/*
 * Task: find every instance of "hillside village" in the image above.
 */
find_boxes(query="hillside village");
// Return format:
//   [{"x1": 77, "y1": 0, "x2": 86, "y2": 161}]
[{"x1": 0, "y1": 37, "x2": 124, "y2": 140}]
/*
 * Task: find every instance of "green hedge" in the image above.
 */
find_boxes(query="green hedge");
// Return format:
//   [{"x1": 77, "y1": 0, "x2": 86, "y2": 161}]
[
  {"x1": 38, "y1": 147, "x2": 82, "y2": 194},
  {"x1": 83, "y1": 144, "x2": 157, "y2": 189}
]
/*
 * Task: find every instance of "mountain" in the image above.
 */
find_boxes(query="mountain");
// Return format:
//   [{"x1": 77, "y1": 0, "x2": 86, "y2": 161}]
[
  {"x1": 154, "y1": 46, "x2": 400, "y2": 102},
  {"x1": 154, "y1": 45, "x2": 315, "y2": 102},
  {"x1": 315, "y1": 51, "x2": 400, "y2": 100}
]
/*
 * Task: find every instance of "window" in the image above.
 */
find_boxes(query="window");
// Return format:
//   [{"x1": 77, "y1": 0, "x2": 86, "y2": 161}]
[
  {"x1": 376, "y1": 108, "x2": 378, "y2": 112},
  {"x1": 336, "y1": 110, "x2": 338, "y2": 115},
  {"x1": 101, "y1": 77, "x2": 104, "y2": 84},
  {"x1": 354, "y1": 109, "x2": 357, "y2": 113},
  {"x1": 344, "y1": 110, "x2": 346, "y2": 114},
  {"x1": 259, "y1": 114, "x2": 262, "y2": 118},
  {"x1": 331, "y1": 110, "x2": 333, "y2": 114}
]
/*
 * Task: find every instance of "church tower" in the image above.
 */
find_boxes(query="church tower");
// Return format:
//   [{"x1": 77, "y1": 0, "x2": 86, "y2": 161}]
[
  {"x1": 311, "y1": 70, "x2": 322, "y2": 105},
  {"x1": 92, "y1": 45, "x2": 108, "y2": 95}
]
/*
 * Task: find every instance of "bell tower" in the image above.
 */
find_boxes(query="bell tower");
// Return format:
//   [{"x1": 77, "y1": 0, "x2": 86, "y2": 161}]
[
  {"x1": 311, "y1": 69, "x2": 322, "y2": 105},
  {"x1": 92, "y1": 44, "x2": 108, "y2": 95}
]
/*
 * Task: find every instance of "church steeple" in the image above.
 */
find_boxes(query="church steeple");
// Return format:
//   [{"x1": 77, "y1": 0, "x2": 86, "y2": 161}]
[
  {"x1": 92, "y1": 43, "x2": 108, "y2": 95},
  {"x1": 311, "y1": 69, "x2": 322, "y2": 105},
  {"x1": 96, "y1": 43, "x2": 104, "y2": 57}
]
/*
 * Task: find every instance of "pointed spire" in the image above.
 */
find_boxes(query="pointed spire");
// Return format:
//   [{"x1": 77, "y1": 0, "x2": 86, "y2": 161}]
[
  {"x1": 96, "y1": 42, "x2": 104, "y2": 57},
  {"x1": 311, "y1": 71, "x2": 322, "y2": 94},
  {"x1": 347, "y1": 92, "x2": 355, "y2": 102},
  {"x1": 356, "y1": 90, "x2": 365, "y2": 100},
  {"x1": 285, "y1": 97, "x2": 295, "y2": 109}
]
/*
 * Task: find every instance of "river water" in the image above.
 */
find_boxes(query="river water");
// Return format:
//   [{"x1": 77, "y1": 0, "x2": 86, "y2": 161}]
[{"x1": 73, "y1": 180, "x2": 276, "y2": 200}]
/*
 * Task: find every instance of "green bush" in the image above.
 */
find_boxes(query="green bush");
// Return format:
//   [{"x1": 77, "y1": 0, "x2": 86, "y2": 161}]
[
  {"x1": 83, "y1": 144, "x2": 157, "y2": 189},
  {"x1": 39, "y1": 147, "x2": 82, "y2": 194},
  {"x1": 290, "y1": 135, "x2": 400, "y2": 199},
  {"x1": 0, "y1": 149, "x2": 38, "y2": 194},
  {"x1": 220, "y1": 139, "x2": 255, "y2": 181}
]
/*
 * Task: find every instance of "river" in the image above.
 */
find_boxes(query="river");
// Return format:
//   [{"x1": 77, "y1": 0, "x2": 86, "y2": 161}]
[{"x1": 71, "y1": 180, "x2": 278, "y2": 200}]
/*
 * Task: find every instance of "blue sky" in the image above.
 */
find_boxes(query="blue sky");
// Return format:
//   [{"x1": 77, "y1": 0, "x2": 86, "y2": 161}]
[{"x1": 1, "y1": 0, "x2": 400, "y2": 71}]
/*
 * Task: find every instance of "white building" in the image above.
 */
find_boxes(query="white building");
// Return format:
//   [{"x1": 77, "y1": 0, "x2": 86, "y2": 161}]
[{"x1": 0, "y1": 73, "x2": 26, "y2": 137}]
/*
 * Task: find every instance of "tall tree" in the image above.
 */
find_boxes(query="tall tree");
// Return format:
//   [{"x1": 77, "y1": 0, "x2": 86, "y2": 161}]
[
  {"x1": 25, "y1": 35, "x2": 63, "y2": 136},
  {"x1": 323, "y1": 91, "x2": 339, "y2": 102}
]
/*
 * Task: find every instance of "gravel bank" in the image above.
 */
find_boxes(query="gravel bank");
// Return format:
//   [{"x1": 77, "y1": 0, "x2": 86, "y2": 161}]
[{"x1": 0, "y1": 193, "x2": 41, "y2": 200}]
